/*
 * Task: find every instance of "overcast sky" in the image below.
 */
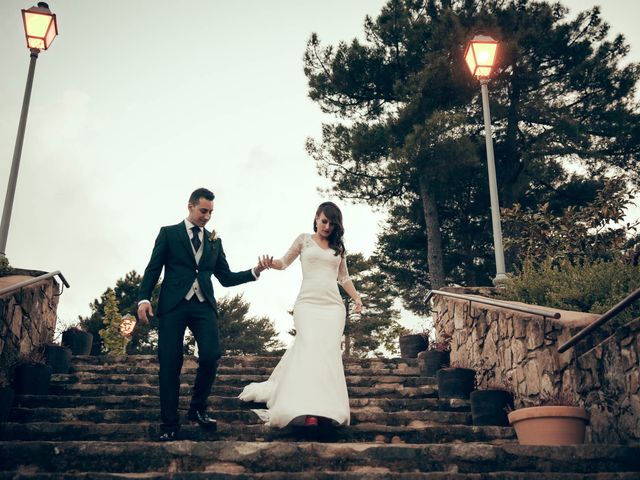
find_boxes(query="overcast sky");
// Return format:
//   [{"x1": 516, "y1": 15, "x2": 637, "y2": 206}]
[{"x1": 1, "y1": 0, "x2": 638, "y2": 344}]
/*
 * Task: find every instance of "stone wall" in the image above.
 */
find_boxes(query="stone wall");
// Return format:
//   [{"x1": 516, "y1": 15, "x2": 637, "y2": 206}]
[
  {"x1": 432, "y1": 286, "x2": 640, "y2": 444},
  {"x1": 0, "y1": 270, "x2": 61, "y2": 371},
  {"x1": 576, "y1": 317, "x2": 640, "y2": 443}
]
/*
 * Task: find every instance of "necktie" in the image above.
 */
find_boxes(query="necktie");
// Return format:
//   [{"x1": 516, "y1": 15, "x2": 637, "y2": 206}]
[{"x1": 191, "y1": 226, "x2": 201, "y2": 252}]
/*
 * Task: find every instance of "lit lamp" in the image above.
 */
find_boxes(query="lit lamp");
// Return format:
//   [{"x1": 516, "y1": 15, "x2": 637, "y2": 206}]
[
  {"x1": 464, "y1": 35, "x2": 497, "y2": 78},
  {"x1": 464, "y1": 35, "x2": 507, "y2": 285},
  {"x1": 0, "y1": 3, "x2": 58, "y2": 259},
  {"x1": 22, "y1": 2, "x2": 58, "y2": 50}
]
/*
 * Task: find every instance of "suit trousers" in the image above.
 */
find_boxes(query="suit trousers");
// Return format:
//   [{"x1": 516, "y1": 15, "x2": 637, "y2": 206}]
[{"x1": 157, "y1": 296, "x2": 220, "y2": 431}]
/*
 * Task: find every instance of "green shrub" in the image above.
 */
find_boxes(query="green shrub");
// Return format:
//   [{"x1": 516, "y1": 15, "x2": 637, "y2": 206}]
[
  {"x1": 501, "y1": 258, "x2": 640, "y2": 324},
  {"x1": 0, "y1": 256, "x2": 13, "y2": 277}
]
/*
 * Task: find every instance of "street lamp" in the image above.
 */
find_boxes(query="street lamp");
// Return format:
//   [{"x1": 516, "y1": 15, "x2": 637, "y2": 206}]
[
  {"x1": 464, "y1": 34, "x2": 507, "y2": 285},
  {"x1": 0, "y1": 2, "x2": 58, "y2": 259}
]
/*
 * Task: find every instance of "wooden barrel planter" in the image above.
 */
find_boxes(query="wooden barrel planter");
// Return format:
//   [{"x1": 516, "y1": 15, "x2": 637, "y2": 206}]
[
  {"x1": 44, "y1": 345, "x2": 72, "y2": 374},
  {"x1": 399, "y1": 334, "x2": 428, "y2": 358},
  {"x1": 12, "y1": 363, "x2": 52, "y2": 395},
  {"x1": 470, "y1": 389, "x2": 514, "y2": 426},
  {"x1": 62, "y1": 329, "x2": 94, "y2": 356},
  {"x1": 417, "y1": 350, "x2": 450, "y2": 377},
  {"x1": 0, "y1": 386, "x2": 15, "y2": 422},
  {"x1": 437, "y1": 367, "x2": 475, "y2": 399}
]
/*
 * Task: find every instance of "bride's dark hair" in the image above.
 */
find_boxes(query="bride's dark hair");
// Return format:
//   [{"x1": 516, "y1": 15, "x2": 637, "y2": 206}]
[{"x1": 313, "y1": 202, "x2": 345, "y2": 257}]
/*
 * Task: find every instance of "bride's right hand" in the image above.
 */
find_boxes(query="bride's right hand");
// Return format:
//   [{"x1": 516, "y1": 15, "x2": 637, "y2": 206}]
[{"x1": 353, "y1": 298, "x2": 364, "y2": 314}]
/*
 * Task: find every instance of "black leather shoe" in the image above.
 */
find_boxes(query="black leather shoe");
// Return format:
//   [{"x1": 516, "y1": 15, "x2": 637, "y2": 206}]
[
  {"x1": 187, "y1": 410, "x2": 218, "y2": 431},
  {"x1": 158, "y1": 430, "x2": 178, "y2": 441}
]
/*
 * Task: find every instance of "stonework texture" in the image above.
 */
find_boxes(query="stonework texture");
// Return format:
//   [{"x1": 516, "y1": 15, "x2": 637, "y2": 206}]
[
  {"x1": 0, "y1": 270, "x2": 60, "y2": 371},
  {"x1": 433, "y1": 287, "x2": 639, "y2": 444}
]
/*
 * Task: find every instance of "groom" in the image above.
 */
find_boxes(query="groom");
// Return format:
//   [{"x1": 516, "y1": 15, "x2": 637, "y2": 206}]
[{"x1": 137, "y1": 187, "x2": 266, "y2": 441}]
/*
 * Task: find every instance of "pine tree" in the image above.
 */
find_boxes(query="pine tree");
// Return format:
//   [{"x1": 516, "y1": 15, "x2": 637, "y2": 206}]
[
  {"x1": 216, "y1": 294, "x2": 284, "y2": 355},
  {"x1": 98, "y1": 289, "x2": 128, "y2": 355},
  {"x1": 79, "y1": 271, "x2": 160, "y2": 354},
  {"x1": 304, "y1": 0, "x2": 640, "y2": 313},
  {"x1": 340, "y1": 253, "x2": 404, "y2": 357}
]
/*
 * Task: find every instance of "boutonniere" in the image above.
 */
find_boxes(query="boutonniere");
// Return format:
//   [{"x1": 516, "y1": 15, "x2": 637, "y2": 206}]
[{"x1": 208, "y1": 230, "x2": 219, "y2": 242}]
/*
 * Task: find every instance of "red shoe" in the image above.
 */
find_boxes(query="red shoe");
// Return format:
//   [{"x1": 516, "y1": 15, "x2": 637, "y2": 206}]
[{"x1": 304, "y1": 415, "x2": 318, "y2": 426}]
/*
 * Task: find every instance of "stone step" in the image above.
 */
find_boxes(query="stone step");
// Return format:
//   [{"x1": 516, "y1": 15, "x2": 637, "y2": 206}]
[
  {"x1": 71, "y1": 355, "x2": 419, "y2": 370},
  {"x1": 0, "y1": 442, "x2": 637, "y2": 474},
  {"x1": 3, "y1": 472, "x2": 640, "y2": 480},
  {"x1": 46, "y1": 383, "x2": 438, "y2": 399},
  {"x1": 8, "y1": 406, "x2": 472, "y2": 426},
  {"x1": 14, "y1": 395, "x2": 469, "y2": 412},
  {"x1": 50, "y1": 372, "x2": 433, "y2": 388},
  {"x1": 0, "y1": 422, "x2": 515, "y2": 444},
  {"x1": 68, "y1": 364, "x2": 421, "y2": 377}
]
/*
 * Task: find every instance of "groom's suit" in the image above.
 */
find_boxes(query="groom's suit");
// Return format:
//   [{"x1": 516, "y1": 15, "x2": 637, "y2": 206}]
[{"x1": 138, "y1": 221, "x2": 255, "y2": 432}]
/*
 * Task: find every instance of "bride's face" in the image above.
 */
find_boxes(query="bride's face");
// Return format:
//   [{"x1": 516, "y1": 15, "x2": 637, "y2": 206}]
[{"x1": 315, "y1": 212, "x2": 335, "y2": 239}]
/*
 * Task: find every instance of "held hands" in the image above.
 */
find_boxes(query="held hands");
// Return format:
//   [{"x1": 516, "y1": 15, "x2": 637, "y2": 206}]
[
  {"x1": 255, "y1": 255, "x2": 274, "y2": 275},
  {"x1": 137, "y1": 302, "x2": 153, "y2": 325}
]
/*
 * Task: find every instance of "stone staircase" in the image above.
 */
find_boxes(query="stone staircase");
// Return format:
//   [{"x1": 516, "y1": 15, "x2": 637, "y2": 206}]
[{"x1": 1, "y1": 355, "x2": 638, "y2": 479}]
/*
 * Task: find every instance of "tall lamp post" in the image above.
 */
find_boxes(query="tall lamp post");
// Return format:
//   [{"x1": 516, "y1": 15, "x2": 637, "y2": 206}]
[
  {"x1": 464, "y1": 34, "x2": 507, "y2": 285},
  {"x1": 0, "y1": 2, "x2": 58, "y2": 259}
]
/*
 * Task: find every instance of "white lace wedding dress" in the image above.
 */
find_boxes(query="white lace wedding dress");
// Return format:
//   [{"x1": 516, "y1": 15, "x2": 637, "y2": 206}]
[{"x1": 238, "y1": 233, "x2": 351, "y2": 427}]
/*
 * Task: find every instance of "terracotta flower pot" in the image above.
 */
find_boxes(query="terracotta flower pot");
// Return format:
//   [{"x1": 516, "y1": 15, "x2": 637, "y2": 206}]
[
  {"x1": 508, "y1": 406, "x2": 589, "y2": 445},
  {"x1": 399, "y1": 334, "x2": 428, "y2": 358}
]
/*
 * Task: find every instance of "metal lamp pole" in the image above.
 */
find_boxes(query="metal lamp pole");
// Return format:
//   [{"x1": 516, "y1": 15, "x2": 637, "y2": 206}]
[
  {"x1": 479, "y1": 78, "x2": 507, "y2": 285},
  {"x1": 465, "y1": 34, "x2": 507, "y2": 285},
  {"x1": 0, "y1": 50, "x2": 40, "y2": 259},
  {"x1": 0, "y1": 2, "x2": 58, "y2": 259}
]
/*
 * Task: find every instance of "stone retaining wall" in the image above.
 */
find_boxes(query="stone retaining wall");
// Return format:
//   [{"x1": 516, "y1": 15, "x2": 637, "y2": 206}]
[
  {"x1": 432, "y1": 287, "x2": 639, "y2": 444},
  {"x1": 576, "y1": 317, "x2": 640, "y2": 443},
  {"x1": 0, "y1": 270, "x2": 61, "y2": 371}
]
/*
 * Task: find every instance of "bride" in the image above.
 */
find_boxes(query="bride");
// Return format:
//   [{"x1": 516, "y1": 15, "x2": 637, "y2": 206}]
[{"x1": 239, "y1": 201, "x2": 363, "y2": 427}]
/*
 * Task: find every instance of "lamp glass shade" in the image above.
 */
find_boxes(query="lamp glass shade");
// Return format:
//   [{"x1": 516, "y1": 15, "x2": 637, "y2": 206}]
[
  {"x1": 22, "y1": 6, "x2": 58, "y2": 50},
  {"x1": 465, "y1": 35, "x2": 497, "y2": 78}
]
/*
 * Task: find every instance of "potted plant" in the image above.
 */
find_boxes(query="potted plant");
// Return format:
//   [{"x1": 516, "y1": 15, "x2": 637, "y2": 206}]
[
  {"x1": 398, "y1": 329, "x2": 428, "y2": 358},
  {"x1": 43, "y1": 343, "x2": 72, "y2": 374},
  {"x1": 507, "y1": 391, "x2": 589, "y2": 445},
  {"x1": 470, "y1": 378, "x2": 515, "y2": 426},
  {"x1": 62, "y1": 326, "x2": 94, "y2": 356},
  {"x1": 437, "y1": 361, "x2": 476, "y2": 400},
  {"x1": 0, "y1": 370, "x2": 15, "y2": 423},
  {"x1": 417, "y1": 333, "x2": 451, "y2": 377},
  {"x1": 12, "y1": 348, "x2": 53, "y2": 396}
]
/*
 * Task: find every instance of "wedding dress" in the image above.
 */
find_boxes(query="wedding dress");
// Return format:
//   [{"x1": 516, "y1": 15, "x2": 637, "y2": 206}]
[{"x1": 238, "y1": 233, "x2": 351, "y2": 427}]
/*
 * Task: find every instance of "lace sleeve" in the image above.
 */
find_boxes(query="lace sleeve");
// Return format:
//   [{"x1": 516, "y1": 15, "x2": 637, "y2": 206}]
[
  {"x1": 337, "y1": 255, "x2": 351, "y2": 285},
  {"x1": 278, "y1": 233, "x2": 305, "y2": 270}
]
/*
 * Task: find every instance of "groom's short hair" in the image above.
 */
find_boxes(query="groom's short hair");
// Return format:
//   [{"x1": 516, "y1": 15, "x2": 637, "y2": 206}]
[{"x1": 189, "y1": 188, "x2": 215, "y2": 204}]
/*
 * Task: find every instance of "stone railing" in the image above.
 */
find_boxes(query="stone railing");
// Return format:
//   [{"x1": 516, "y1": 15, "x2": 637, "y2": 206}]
[
  {"x1": 0, "y1": 269, "x2": 61, "y2": 371},
  {"x1": 432, "y1": 286, "x2": 639, "y2": 444}
]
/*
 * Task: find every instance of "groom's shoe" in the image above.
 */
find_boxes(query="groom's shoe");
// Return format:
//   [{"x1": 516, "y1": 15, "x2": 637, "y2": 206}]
[
  {"x1": 158, "y1": 429, "x2": 179, "y2": 442},
  {"x1": 188, "y1": 409, "x2": 218, "y2": 431}
]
